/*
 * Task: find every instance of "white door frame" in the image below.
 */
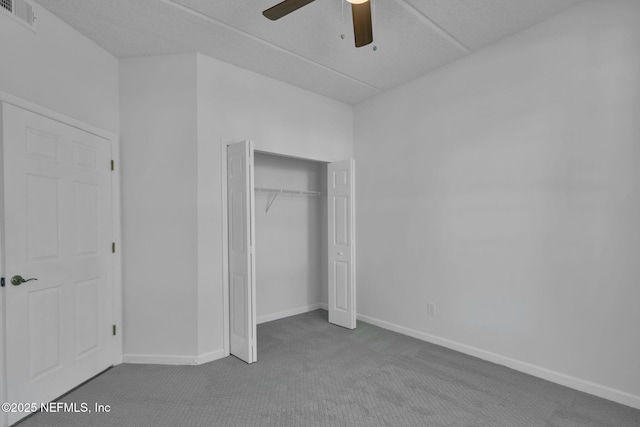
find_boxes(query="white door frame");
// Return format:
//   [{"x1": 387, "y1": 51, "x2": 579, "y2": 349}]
[
  {"x1": 0, "y1": 92, "x2": 123, "y2": 427},
  {"x1": 220, "y1": 139, "x2": 341, "y2": 357}
]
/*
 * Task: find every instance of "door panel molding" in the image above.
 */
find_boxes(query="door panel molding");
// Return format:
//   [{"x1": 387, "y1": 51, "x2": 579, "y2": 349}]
[
  {"x1": 226, "y1": 140, "x2": 256, "y2": 364},
  {"x1": 328, "y1": 159, "x2": 356, "y2": 329}
]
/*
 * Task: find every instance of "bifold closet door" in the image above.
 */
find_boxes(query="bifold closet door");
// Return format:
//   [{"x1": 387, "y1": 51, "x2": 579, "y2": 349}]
[
  {"x1": 227, "y1": 140, "x2": 257, "y2": 363},
  {"x1": 327, "y1": 159, "x2": 356, "y2": 329}
]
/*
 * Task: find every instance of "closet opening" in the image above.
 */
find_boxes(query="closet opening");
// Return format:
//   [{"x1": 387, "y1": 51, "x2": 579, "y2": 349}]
[{"x1": 223, "y1": 141, "x2": 356, "y2": 364}]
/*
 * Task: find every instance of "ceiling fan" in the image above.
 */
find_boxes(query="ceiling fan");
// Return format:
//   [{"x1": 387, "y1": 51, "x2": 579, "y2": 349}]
[{"x1": 263, "y1": 0, "x2": 373, "y2": 48}]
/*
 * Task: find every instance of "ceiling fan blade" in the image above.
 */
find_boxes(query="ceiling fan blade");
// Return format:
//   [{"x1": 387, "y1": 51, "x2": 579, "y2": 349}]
[
  {"x1": 352, "y1": 0, "x2": 373, "y2": 47},
  {"x1": 263, "y1": 0, "x2": 316, "y2": 20}
]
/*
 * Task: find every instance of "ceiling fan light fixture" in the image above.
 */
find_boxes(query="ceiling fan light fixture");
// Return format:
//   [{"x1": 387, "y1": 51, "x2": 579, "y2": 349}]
[{"x1": 350, "y1": 0, "x2": 373, "y2": 47}]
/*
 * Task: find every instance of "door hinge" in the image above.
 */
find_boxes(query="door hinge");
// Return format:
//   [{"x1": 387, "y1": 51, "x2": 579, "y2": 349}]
[
  {"x1": 112, "y1": 242, "x2": 116, "y2": 253},
  {"x1": 112, "y1": 325, "x2": 116, "y2": 336},
  {"x1": 111, "y1": 160, "x2": 114, "y2": 171},
  {"x1": 0, "y1": 277, "x2": 4, "y2": 287}
]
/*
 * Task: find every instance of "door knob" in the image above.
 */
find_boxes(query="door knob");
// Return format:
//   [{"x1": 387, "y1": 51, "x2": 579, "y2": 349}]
[
  {"x1": 11, "y1": 275, "x2": 38, "y2": 286},
  {"x1": 338, "y1": 251, "x2": 343, "y2": 256}
]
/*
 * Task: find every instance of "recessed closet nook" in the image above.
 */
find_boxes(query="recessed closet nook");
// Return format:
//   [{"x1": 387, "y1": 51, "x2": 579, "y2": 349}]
[{"x1": 253, "y1": 152, "x2": 328, "y2": 326}]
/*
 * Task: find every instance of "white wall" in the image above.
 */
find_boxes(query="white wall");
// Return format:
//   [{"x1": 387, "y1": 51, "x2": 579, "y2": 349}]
[
  {"x1": 119, "y1": 54, "x2": 199, "y2": 363},
  {"x1": 354, "y1": 0, "x2": 640, "y2": 408},
  {"x1": 197, "y1": 54, "x2": 353, "y2": 163},
  {"x1": 254, "y1": 153, "x2": 327, "y2": 323},
  {"x1": 118, "y1": 52, "x2": 352, "y2": 362},
  {"x1": 0, "y1": 6, "x2": 119, "y2": 133}
]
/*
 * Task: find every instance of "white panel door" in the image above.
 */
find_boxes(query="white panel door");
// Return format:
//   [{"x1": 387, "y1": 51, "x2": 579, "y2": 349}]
[
  {"x1": 227, "y1": 141, "x2": 256, "y2": 363},
  {"x1": 327, "y1": 159, "x2": 356, "y2": 329},
  {"x1": 2, "y1": 103, "x2": 114, "y2": 425}
]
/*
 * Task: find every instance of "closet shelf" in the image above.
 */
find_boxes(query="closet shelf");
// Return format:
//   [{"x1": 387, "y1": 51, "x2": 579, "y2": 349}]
[{"x1": 254, "y1": 187, "x2": 322, "y2": 213}]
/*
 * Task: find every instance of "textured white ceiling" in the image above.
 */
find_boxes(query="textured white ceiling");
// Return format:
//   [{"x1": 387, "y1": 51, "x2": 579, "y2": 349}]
[{"x1": 33, "y1": 0, "x2": 584, "y2": 104}]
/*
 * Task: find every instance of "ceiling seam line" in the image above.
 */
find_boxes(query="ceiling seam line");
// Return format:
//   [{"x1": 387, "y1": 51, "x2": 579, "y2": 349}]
[
  {"x1": 161, "y1": 0, "x2": 383, "y2": 93},
  {"x1": 393, "y1": 0, "x2": 471, "y2": 54}
]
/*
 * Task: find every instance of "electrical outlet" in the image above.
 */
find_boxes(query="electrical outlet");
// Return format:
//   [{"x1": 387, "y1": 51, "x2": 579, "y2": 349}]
[{"x1": 427, "y1": 303, "x2": 436, "y2": 317}]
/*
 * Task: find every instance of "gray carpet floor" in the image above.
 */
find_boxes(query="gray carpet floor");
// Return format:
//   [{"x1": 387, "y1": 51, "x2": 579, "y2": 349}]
[{"x1": 18, "y1": 310, "x2": 640, "y2": 426}]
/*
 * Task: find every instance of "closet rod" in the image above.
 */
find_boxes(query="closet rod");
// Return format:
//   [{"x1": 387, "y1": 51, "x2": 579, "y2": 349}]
[
  {"x1": 254, "y1": 187, "x2": 322, "y2": 213},
  {"x1": 254, "y1": 187, "x2": 322, "y2": 197}
]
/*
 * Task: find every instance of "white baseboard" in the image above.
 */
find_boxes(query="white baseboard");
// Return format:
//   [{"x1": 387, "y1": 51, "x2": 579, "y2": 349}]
[
  {"x1": 356, "y1": 313, "x2": 640, "y2": 410},
  {"x1": 123, "y1": 354, "x2": 195, "y2": 365},
  {"x1": 123, "y1": 349, "x2": 226, "y2": 366},
  {"x1": 257, "y1": 303, "x2": 324, "y2": 324},
  {"x1": 194, "y1": 349, "x2": 226, "y2": 365}
]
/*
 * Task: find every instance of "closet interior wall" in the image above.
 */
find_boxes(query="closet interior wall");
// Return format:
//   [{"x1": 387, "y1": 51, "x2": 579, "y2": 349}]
[{"x1": 254, "y1": 152, "x2": 328, "y2": 323}]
